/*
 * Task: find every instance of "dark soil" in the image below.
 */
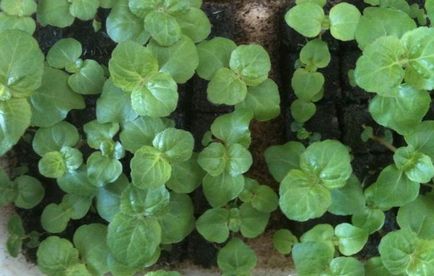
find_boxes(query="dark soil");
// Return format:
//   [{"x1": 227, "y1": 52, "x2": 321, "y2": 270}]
[{"x1": 10, "y1": 0, "x2": 428, "y2": 270}]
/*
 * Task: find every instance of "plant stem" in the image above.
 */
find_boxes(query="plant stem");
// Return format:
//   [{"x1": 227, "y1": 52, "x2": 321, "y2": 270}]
[{"x1": 371, "y1": 136, "x2": 397, "y2": 152}]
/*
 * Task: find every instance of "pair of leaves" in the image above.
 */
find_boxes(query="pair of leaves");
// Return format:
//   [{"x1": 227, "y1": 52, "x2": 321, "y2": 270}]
[
  {"x1": 0, "y1": 0, "x2": 37, "y2": 34},
  {"x1": 47, "y1": 38, "x2": 106, "y2": 95},
  {"x1": 217, "y1": 238, "x2": 257, "y2": 276},
  {"x1": 272, "y1": 229, "x2": 298, "y2": 255},
  {"x1": 238, "y1": 178, "x2": 278, "y2": 213},
  {"x1": 37, "y1": 0, "x2": 99, "y2": 28},
  {"x1": 285, "y1": 2, "x2": 361, "y2": 41}
]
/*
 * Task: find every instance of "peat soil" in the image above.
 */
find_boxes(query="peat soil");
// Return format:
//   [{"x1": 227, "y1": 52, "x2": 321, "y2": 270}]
[{"x1": 9, "y1": 0, "x2": 429, "y2": 271}]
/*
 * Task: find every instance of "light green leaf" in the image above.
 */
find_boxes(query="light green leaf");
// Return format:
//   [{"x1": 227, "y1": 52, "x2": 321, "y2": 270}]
[
  {"x1": 335, "y1": 223, "x2": 369, "y2": 256},
  {"x1": 148, "y1": 35, "x2": 199, "y2": 84},
  {"x1": 158, "y1": 193, "x2": 195, "y2": 244},
  {"x1": 292, "y1": 241, "x2": 334, "y2": 276},
  {"x1": 405, "y1": 121, "x2": 434, "y2": 161},
  {"x1": 0, "y1": 169, "x2": 17, "y2": 207},
  {"x1": 225, "y1": 143, "x2": 252, "y2": 176},
  {"x1": 427, "y1": 0, "x2": 434, "y2": 23},
  {"x1": 32, "y1": 121, "x2": 79, "y2": 156},
  {"x1": 145, "y1": 11, "x2": 181, "y2": 46},
  {"x1": 329, "y1": 175, "x2": 365, "y2": 216},
  {"x1": 211, "y1": 109, "x2": 253, "y2": 147},
  {"x1": 229, "y1": 44, "x2": 271, "y2": 87},
  {"x1": 108, "y1": 40, "x2": 158, "y2": 91},
  {"x1": 30, "y1": 67, "x2": 85, "y2": 127},
  {"x1": 196, "y1": 37, "x2": 236, "y2": 80},
  {"x1": 166, "y1": 155, "x2": 204, "y2": 194},
  {"x1": 87, "y1": 152, "x2": 123, "y2": 187},
  {"x1": 300, "y1": 224, "x2": 335, "y2": 253},
  {"x1": 279, "y1": 169, "x2": 331, "y2": 221},
  {"x1": 291, "y1": 68, "x2": 324, "y2": 101},
  {"x1": 57, "y1": 168, "x2": 97, "y2": 197},
  {"x1": 239, "y1": 203, "x2": 269, "y2": 238},
  {"x1": 120, "y1": 116, "x2": 167, "y2": 153},
  {"x1": 284, "y1": 3, "x2": 325, "y2": 38},
  {"x1": 329, "y1": 257, "x2": 365, "y2": 276},
  {"x1": 365, "y1": 256, "x2": 394, "y2": 276},
  {"x1": 96, "y1": 174, "x2": 129, "y2": 222},
  {"x1": 120, "y1": 185, "x2": 170, "y2": 216},
  {"x1": 236, "y1": 78, "x2": 280, "y2": 121},
  {"x1": 127, "y1": 0, "x2": 156, "y2": 17},
  {"x1": 329, "y1": 3, "x2": 361, "y2": 41},
  {"x1": 83, "y1": 120, "x2": 119, "y2": 149},
  {"x1": 14, "y1": 175, "x2": 44, "y2": 209},
  {"x1": 397, "y1": 194, "x2": 434, "y2": 239},
  {"x1": 196, "y1": 207, "x2": 230, "y2": 243},
  {"x1": 1, "y1": 0, "x2": 36, "y2": 16},
  {"x1": 239, "y1": 178, "x2": 278, "y2": 213},
  {"x1": 61, "y1": 194, "x2": 92, "y2": 220},
  {"x1": 46, "y1": 38, "x2": 82, "y2": 69},
  {"x1": 38, "y1": 151, "x2": 67, "y2": 179},
  {"x1": 207, "y1": 67, "x2": 247, "y2": 105},
  {"x1": 217, "y1": 238, "x2": 257, "y2": 276},
  {"x1": 40, "y1": 203, "x2": 71, "y2": 233},
  {"x1": 0, "y1": 98, "x2": 31, "y2": 155},
  {"x1": 37, "y1": 236, "x2": 80, "y2": 276},
  {"x1": 355, "y1": 7, "x2": 416, "y2": 49},
  {"x1": 131, "y1": 145, "x2": 172, "y2": 189},
  {"x1": 37, "y1": 0, "x2": 75, "y2": 27},
  {"x1": 0, "y1": 14, "x2": 36, "y2": 34},
  {"x1": 68, "y1": 60, "x2": 105, "y2": 95},
  {"x1": 176, "y1": 7, "x2": 211, "y2": 43},
  {"x1": 6, "y1": 214, "x2": 25, "y2": 257},
  {"x1": 369, "y1": 85, "x2": 430, "y2": 135},
  {"x1": 69, "y1": 0, "x2": 99, "y2": 21},
  {"x1": 291, "y1": 99, "x2": 316, "y2": 123},
  {"x1": 107, "y1": 213, "x2": 161, "y2": 268},
  {"x1": 352, "y1": 208, "x2": 385, "y2": 234},
  {"x1": 300, "y1": 39, "x2": 330, "y2": 69},
  {"x1": 131, "y1": 72, "x2": 178, "y2": 118},
  {"x1": 300, "y1": 140, "x2": 352, "y2": 189},
  {"x1": 272, "y1": 229, "x2": 297, "y2": 255},
  {"x1": 203, "y1": 173, "x2": 245, "y2": 208},
  {"x1": 264, "y1": 141, "x2": 305, "y2": 182},
  {"x1": 394, "y1": 146, "x2": 434, "y2": 183},
  {"x1": 152, "y1": 128, "x2": 194, "y2": 162}
]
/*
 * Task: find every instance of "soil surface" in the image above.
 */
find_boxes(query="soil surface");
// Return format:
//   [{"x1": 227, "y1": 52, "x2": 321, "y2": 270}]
[{"x1": 8, "y1": 0, "x2": 430, "y2": 272}]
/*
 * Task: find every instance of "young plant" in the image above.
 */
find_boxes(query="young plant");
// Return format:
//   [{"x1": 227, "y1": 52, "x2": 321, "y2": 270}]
[{"x1": 0, "y1": 0, "x2": 37, "y2": 34}]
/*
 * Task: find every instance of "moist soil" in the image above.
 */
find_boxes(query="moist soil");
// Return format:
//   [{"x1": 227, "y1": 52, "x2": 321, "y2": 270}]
[{"x1": 8, "y1": 0, "x2": 431, "y2": 271}]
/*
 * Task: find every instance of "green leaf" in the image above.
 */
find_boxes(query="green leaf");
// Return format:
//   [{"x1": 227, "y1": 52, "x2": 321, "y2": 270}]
[
  {"x1": 427, "y1": 0, "x2": 434, "y2": 23},
  {"x1": 96, "y1": 79, "x2": 137, "y2": 124},
  {"x1": 131, "y1": 72, "x2": 178, "y2": 118},
  {"x1": 300, "y1": 224, "x2": 335, "y2": 253},
  {"x1": 207, "y1": 67, "x2": 247, "y2": 105},
  {"x1": 61, "y1": 194, "x2": 92, "y2": 220},
  {"x1": 145, "y1": 11, "x2": 181, "y2": 46},
  {"x1": 69, "y1": 0, "x2": 99, "y2": 21},
  {"x1": 365, "y1": 256, "x2": 394, "y2": 276},
  {"x1": 397, "y1": 194, "x2": 434, "y2": 239},
  {"x1": 87, "y1": 152, "x2": 123, "y2": 187},
  {"x1": 352, "y1": 208, "x2": 385, "y2": 234},
  {"x1": 32, "y1": 121, "x2": 80, "y2": 156},
  {"x1": 84, "y1": 120, "x2": 119, "y2": 149},
  {"x1": 0, "y1": 169, "x2": 17, "y2": 207},
  {"x1": 291, "y1": 99, "x2": 316, "y2": 123},
  {"x1": 365, "y1": 165, "x2": 419, "y2": 210},
  {"x1": 158, "y1": 193, "x2": 194, "y2": 244},
  {"x1": 148, "y1": 35, "x2": 199, "y2": 84},
  {"x1": 198, "y1": 143, "x2": 227, "y2": 176},
  {"x1": 239, "y1": 178, "x2": 278, "y2": 213},
  {"x1": 73, "y1": 224, "x2": 109, "y2": 275},
  {"x1": 46, "y1": 38, "x2": 82, "y2": 69},
  {"x1": 96, "y1": 174, "x2": 129, "y2": 222},
  {"x1": 292, "y1": 241, "x2": 334, "y2": 276},
  {"x1": 152, "y1": 128, "x2": 194, "y2": 162},
  {"x1": 236, "y1": 78, "x2": 280, "y2": 121},
  {"x1": 196, "y1": 207, "x2": 230, "y2": 243},
  {"x1": 203, "y1": 173, "x2": 245, "y2": 208},
  {"x1": 239, "y1": 203, "x2": 269, "y2": 238},
  {"x1": 166, "y1": 155, "x2": 204, "y2": 193},
  {"x1": 107, "y1": 213, "x2": 161, "y2": 268},
  {"x1": 211, "y1": 109, "x2": 253, "y2": 147},
  {"x1": 285, "y1": 3, "x2": 325, "y2": 38},
  {"x1": 120, "y1": 116, "x2": 167, "y2": 153},
  {"x1": 291, "y1": 68, "x2": 324, "y2": 101},
  {"x1": 196, "y1": 37, "x2": 236, "y2": 80},
  {"x1": 30, "y1": 67, "x2": 85, "y2": 127},
  {"x1": 176, "y1": 7, "x2": 211, "y2": 43},
  {"x1": 1, "y1": 0, "x2": 36, "y2": 16},
  {"x1": 38, "y1": 151, "x2": 67, "y2": 179},
  {"x1": 65, "y1": 263, "x2": 92, "y2": 276},
  {"x1": 6, "y1": 214, "x2": 25, "y2": 257},
  {"x1": 0, "y1": 98, "x2": 31, "y2": 156},
  {"x1": 355, "y1": 7, "x2": 416, "y2": 49},
  {"x1": 106, "y1": 0, "x2": 149, "y2": 44},
  {"x1": 127, "y1": 0, "x2": 156, "y2": 17},
  {"x1": 329, "y1": 257, "x2": 365, "y2": 276},
  {"x1": 264, "y1": 141, "x2": 305, "y2": 182},
  {"x1": 296, "y1": 0, "x2": 326, "y2": 6},
  {"x1": 14, "y1": 175, "x2": 44, "y2": 209},
  {"x1": 217, "y1": 238, "x2": 257, "y2": 276},
  {"x1": 41, "y1": 203, "x2": 71, "y2": 233},
  {"x1": 225, "y1": 143, "x2": 253, "y2": 176},
  {"x1": 120, "y1": 185, "x2": 170, "y2": 216},
  {"x1": 0, "y1": 14, "x2": 35, "y2": 34},
  {"x1": 354, "y1": 36, "x2": 406, "y2": 95},
  {"x1": 300, "y1": 140, "x2": 352, "y2": 189},
  {"x1": 329, "y1": 3, "x2": 361, "y2": 41},
  {"x1": 300, "y1": 39, "x2": 330, "y2": 69},
  {"x1": 279, "y1": 169, "x2": 331, "y2": 221},
  {"x1": 379, "y1": 229, "x2": 434, "y2": 275},
  {"x1": 272, "y1": 229, "x2": 298, "y2": 255},
  {"x1": 37, "y1": 0, "x2": 75, "y2": 27},
  {"x1": 131, "y1": 145, "x2": 172, "y2": 189},
  {"x1": 335, "y1": 223, "x2": 369, "y2": 256},
  {"x1": 57, "y1": 168, "x2": 98, "y2": 197},
  {"x1": 329, "y1": 175, "x2": 365, "y2": 216},
  {"x1": 68, "y1": 60, "x2": 106, "y2": 95},
  {"x1": 37, "y1": 236, "x2": 80, "y2": 276},
  {"x1": 109, "y1": 40, "x2": 158, "y2": 91},
  {"x1": 394, "y1": 146, "x2": 434, "y2": 183},
  {"x1": 405, "y1": 121, "x2": 434, "y2": 161},
  {"x1": 369, "y1": 85, "x2": 430, "y2": 135},
  {"x1": 229, "y1": 44, "x2": 271, "y2": 87}
]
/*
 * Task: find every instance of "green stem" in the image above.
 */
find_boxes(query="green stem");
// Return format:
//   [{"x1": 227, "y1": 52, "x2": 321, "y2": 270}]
[{"x1": 371, "y1": 136, "x2": 397, "y2": 152}]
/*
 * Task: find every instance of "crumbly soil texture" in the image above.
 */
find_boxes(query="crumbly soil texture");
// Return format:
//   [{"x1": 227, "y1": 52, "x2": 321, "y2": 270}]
[{"x1": 10, "y1": 0, "x2": 431, "y2": 271}]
